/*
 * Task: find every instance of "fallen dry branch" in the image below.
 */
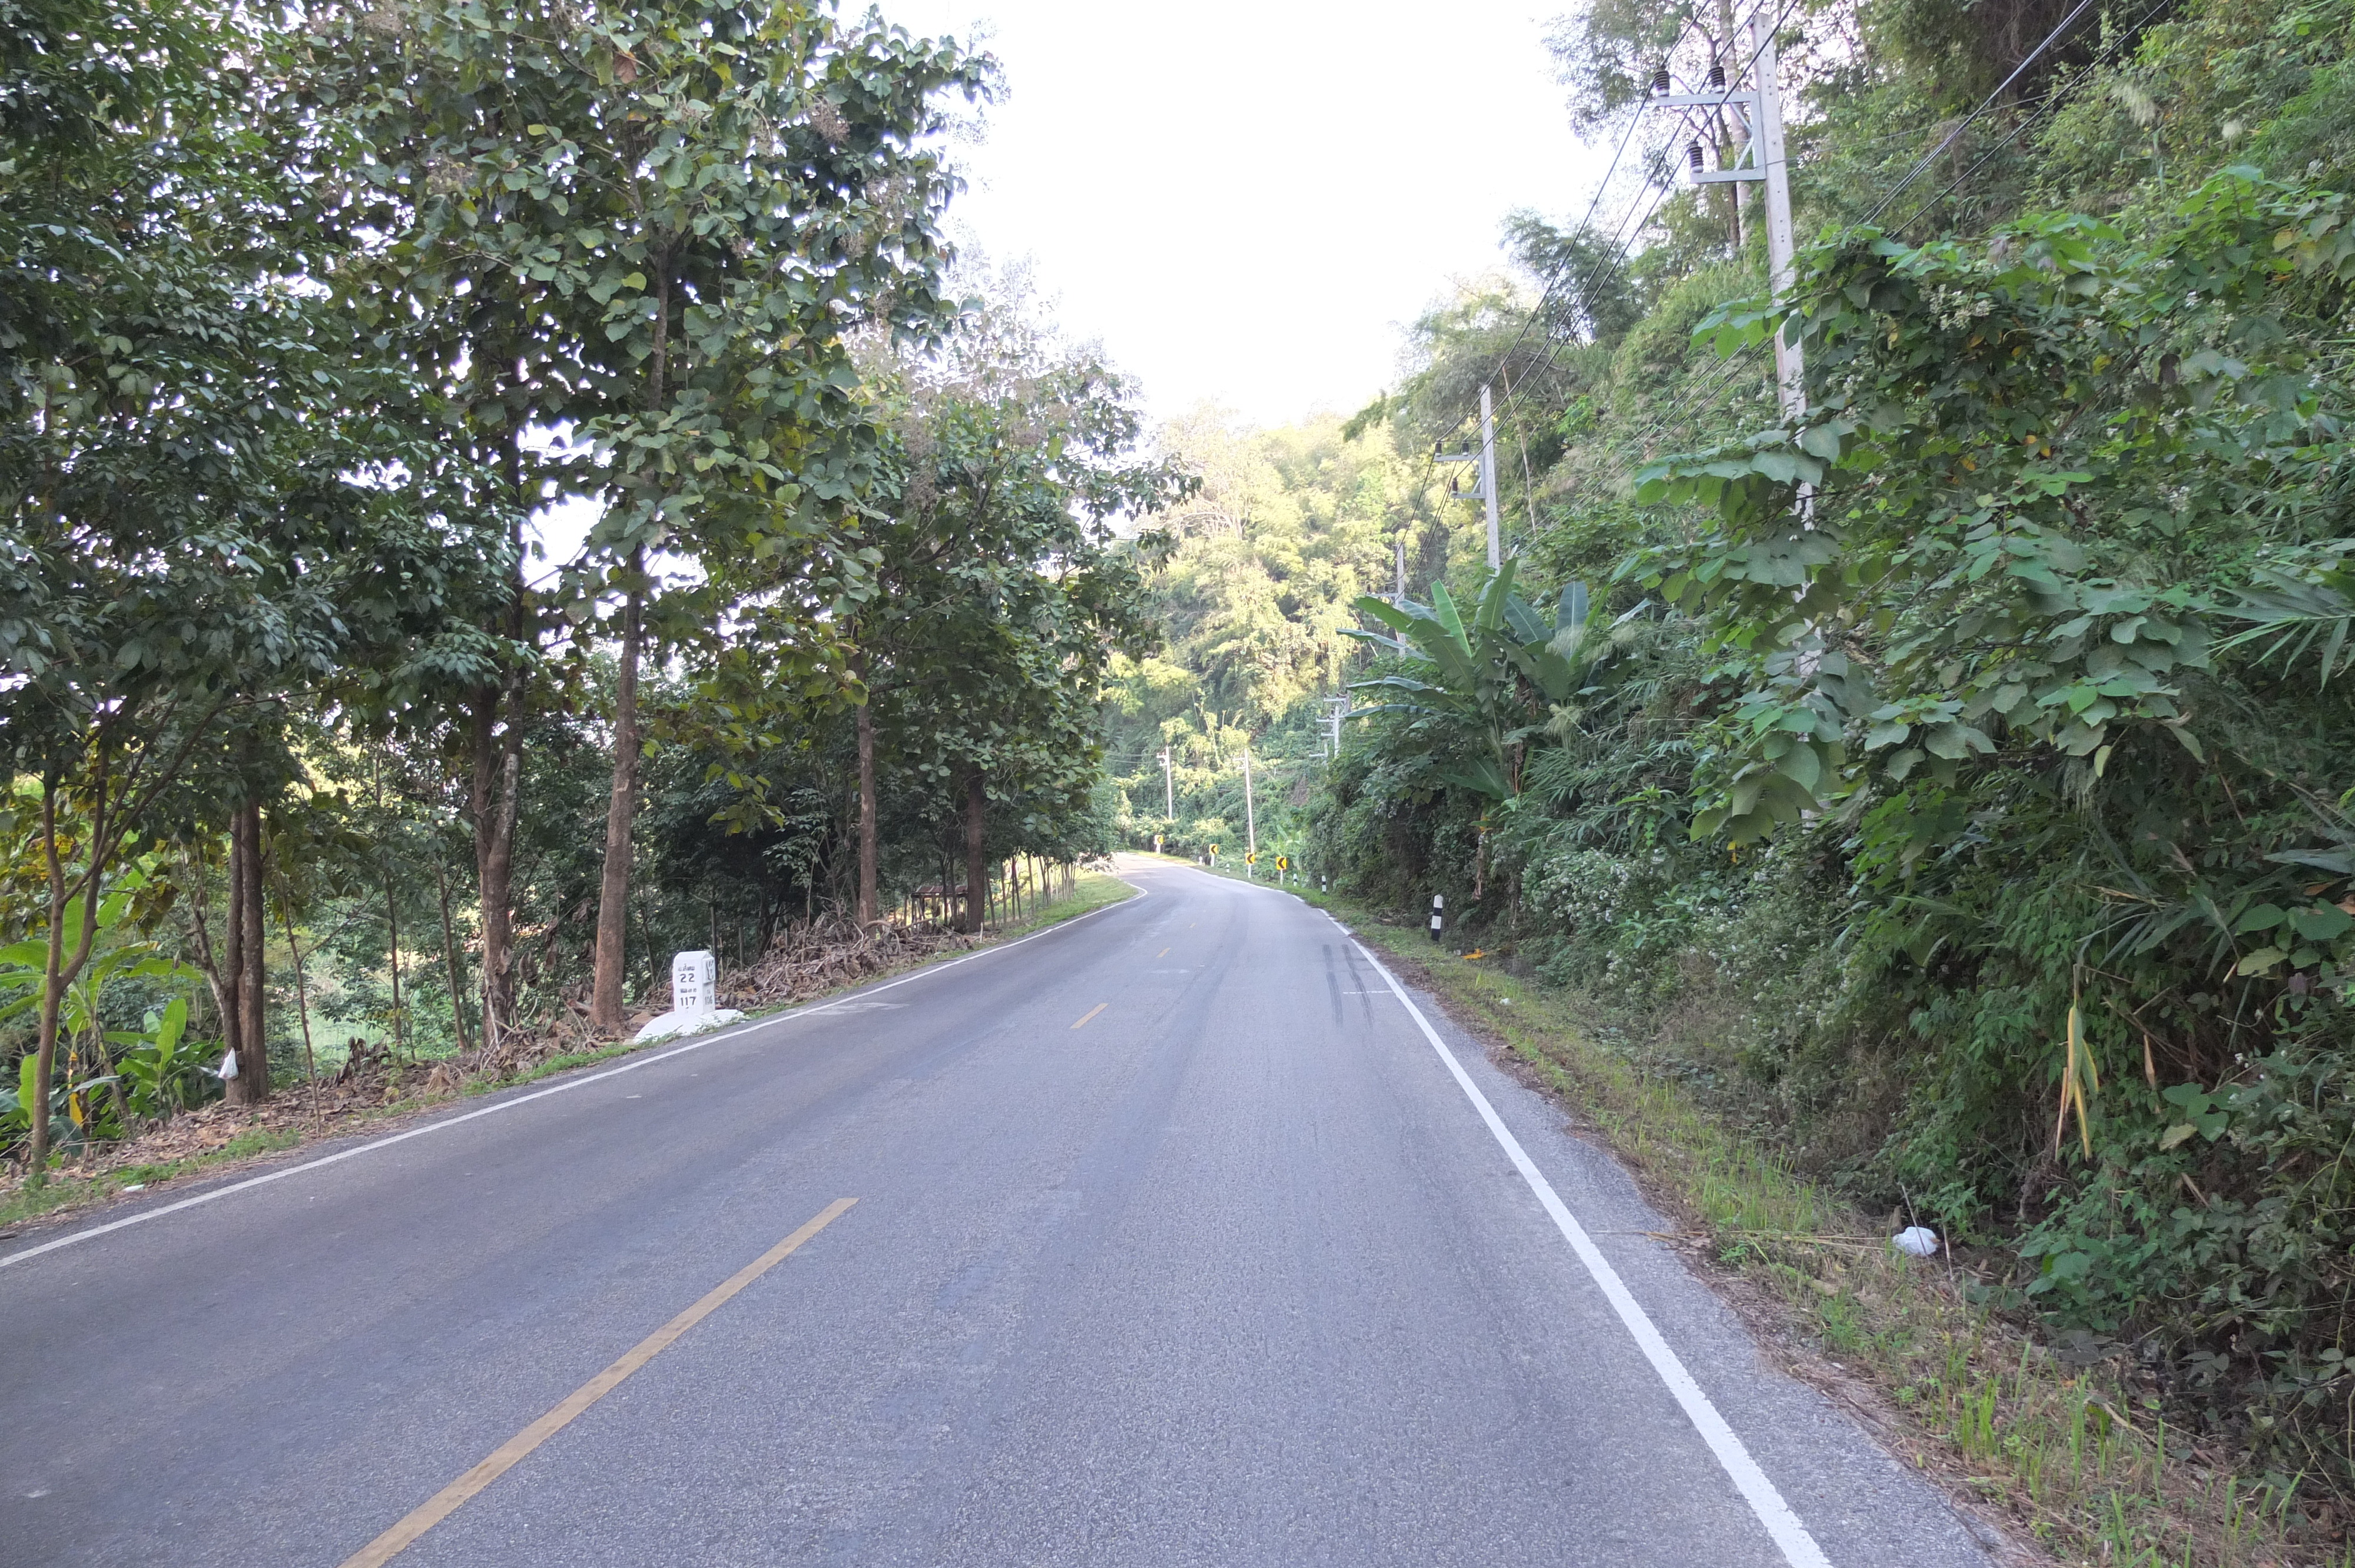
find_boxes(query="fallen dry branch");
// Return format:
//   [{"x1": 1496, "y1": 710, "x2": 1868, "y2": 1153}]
[{"x1": 722, "y1": 913, "x2": 976, "y2": 1009}]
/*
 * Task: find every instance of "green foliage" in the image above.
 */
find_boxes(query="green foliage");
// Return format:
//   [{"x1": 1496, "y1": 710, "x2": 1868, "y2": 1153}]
[
  {"x1": 1310, "y1": 0, "x2": 2355, "y2": 1499},
  {"x1": 1345, "y1": 565, "x2": 1605, "y2": 800},
  {"x1": 1099, "y1": 412, "x2": 1474, "y2": 865},
  {"x1": 683, "y1": 283, "x2": 1183, "y2": 897}
]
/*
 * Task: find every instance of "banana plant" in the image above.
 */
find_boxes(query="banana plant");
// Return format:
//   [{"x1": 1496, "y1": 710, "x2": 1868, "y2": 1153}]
[
  {"x1": 1342, "y1": 563, "x2": 1610, "y2": 799},
  {"x1": 1, "y1": 1051, "x2": 79, "y2": 1155},
  {"x1": 115, "y1": 998, "x2": 213, "y2": 1121},
  {"x1": 1, "y1": 873, "x2": 202, "y2": 1144}
]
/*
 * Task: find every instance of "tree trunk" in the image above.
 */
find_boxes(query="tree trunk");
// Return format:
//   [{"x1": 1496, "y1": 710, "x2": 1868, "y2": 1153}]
[
  {"x1": 434, "y1": 859, "x2": 472, "y2": 1056},
  {"x1": 592, "y1": 263, "x2": 669, "y2": 1034},
  {"x1": 472, "y1": 432, "x2": 530, "y2": 1058},
  {"x1": 181, "y1": 852, "x2": 233, "y2": 1065},
  {"x1": 281, "y1": 895, "x2": 321, "y2": 1115},
  {"x1": 963, "y1": 770, "x2": 987, "y2": 935},
  {"x1": 228, "y1": 798, "x2": 270, "y2": 1104},
  {"x1": 28, "y1": 787, "x2": 59, "y2": 1181},
  {"x1": 384, "y1": 872, "x2": 404, "y2": 1063},
  {"x1": 221, "y1": 807, "x2": 248, "y2": 1099},
  {"x1": 470, "y1": 679, "x2": 521, "y2": 1057},
  {"x1": 25, "y1": 760, "x2": 120, "y2": 1180},
  {"x1": 28, "y1": 782, "x2": 66, "y2": 1180},
  {"x1": 854, "y1": 652, "x2": 878, "y2": 931},
  {"x1": 591, "y1": 550, "x2": 646, "y2": 1034}
]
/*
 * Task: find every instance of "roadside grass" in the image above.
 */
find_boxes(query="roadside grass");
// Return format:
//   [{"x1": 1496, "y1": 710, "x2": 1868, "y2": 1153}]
[
  {"x1": 994, "y1": 868, "x2": 1138, "y2": 936},
  {"x1": 0, "y1": 1127, "x2": 303, "y2": 1233},
  {"x1": 4, "y1": 872, "x2": 1142, "y2": 1235},
  {"x1": 1297, "y1": 883, "x2": 2342, "y2": 1568}
]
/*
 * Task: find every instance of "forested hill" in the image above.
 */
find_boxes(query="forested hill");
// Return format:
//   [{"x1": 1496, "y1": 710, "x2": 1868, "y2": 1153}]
[
  {"x1": 1107, "y1": 0, "x2": 2355, "y2": 1525},
  {"x1": 1099, "y1": 412, "x2": 1478, "y2": 860}
]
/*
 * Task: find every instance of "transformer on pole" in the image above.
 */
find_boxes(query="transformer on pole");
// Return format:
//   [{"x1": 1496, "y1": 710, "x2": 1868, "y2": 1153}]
[
  {"x1": 1650, "y1": 10, "x2": 1805, "y2": 421},
  {"x1": 1432, "y1": 387, "x2": 1502, "y2": 570}
]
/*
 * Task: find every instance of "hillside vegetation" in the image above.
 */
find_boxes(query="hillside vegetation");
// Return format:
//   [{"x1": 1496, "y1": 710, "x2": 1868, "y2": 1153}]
[{"x1": 1115, "y1": 0, "x2": 2355, "y2": 1522}]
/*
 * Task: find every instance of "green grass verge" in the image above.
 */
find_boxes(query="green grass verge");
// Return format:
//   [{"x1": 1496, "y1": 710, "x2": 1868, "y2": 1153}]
[
  {"x1": 1292, "y1": 883, "x2": 2339, "y2": 1568},
  {"x1": 0, "y1": 1125, "x2": 303, "y2": 1232},
  {"x1": 995, "y1": 868, "x2": 1139, "y2": 935}
]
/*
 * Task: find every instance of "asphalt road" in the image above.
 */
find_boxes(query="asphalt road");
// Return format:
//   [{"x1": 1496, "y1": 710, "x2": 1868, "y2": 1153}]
[{"x1": 1, "y1": 860, "x2": 1996, "y2": 1567}]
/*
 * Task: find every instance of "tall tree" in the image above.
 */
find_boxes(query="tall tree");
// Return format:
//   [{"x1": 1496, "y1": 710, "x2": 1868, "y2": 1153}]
[
  {"x1": 2, "y1": 0, "x2": 512, "y2": 1166},
  {"x1": 851, "y1": 301, "x2": 1189, "y2": 931},
  {"x1": 324, "y1": 0, "x2": 986, "y2": 1032}
]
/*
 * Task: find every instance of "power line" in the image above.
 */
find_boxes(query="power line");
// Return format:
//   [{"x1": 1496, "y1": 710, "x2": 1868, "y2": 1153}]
[
  {"x1": 1483, "y1": 0, "x2": 1805, "y2": 446},
  {"x1": 1889, "y1": 0, "x2": 2178, "y2": 238},
  {"x1": 1401, "y1": 0, "x2": 1803, "y2": 567},
  {"x1": 1606, "y1": 0, "x2": 2177, "y2": 481},
  {"x1": 1474, "y1": 0, "x2": 1809, "y2": 554},
  {"x1": 1404, "y1": 2, "x2": 1732, "y2": 500},
  {"x1": 1857, "y1": 0, "x2": 2102, "y2": 228}
]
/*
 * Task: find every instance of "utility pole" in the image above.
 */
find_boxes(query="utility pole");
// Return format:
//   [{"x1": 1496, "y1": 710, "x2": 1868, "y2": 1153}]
[
  {"x1": 1159, "y1": 746, "x2": 1173, "y2": 816},
  {"x1": 1394, "y1": 537, "x2": 1406, "y2": 601},
  {"x1": 1652, "y1": 6, "x2": 1805, "y2": 420},
  {"x1": 1318, "y1": 695, "x2": 1350, "y2": 760},
  {"x1": 1432, "y1": 391, "x2": 1502, "y2": 570},
  {"x1": 1480, "y1": 384, "x2": 1501, "y2": 568},
  {"x1": 1242, "y1": 743, "x2": 1256, "y2": 859},
  {"x1": 1750, "y1": 9, "x2": 1802, "y2": 419}
]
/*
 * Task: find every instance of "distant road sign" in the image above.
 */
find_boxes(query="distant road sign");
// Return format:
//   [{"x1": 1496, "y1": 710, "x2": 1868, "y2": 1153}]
[
  {"x1": 1275, "y1": 855, "x2": 1289, "y2": 871},
  {"x1": 1245, "y1": 851, "x2": 1258, "y2": 865}
]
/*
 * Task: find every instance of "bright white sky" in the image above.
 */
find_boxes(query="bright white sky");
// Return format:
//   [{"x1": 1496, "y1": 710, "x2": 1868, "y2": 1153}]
[
  {"x1": 536, "y1": 1, "x2": 1608, "y2": 572},
  {"x1": 898, "y1": 0, "x2": 1608, "y2": 425}
]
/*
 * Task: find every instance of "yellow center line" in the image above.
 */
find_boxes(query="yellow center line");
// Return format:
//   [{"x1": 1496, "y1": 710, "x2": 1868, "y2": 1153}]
[
  {"x1": 1155, "y1": 946, "x2": 1169, "y2": 958},
  {"x1": 1070, "y1": 1003, "x2": 1107, "y2": 1029},
  {"x1": 339, "y1": 1197, "x2": 858, "y2": 1568}
]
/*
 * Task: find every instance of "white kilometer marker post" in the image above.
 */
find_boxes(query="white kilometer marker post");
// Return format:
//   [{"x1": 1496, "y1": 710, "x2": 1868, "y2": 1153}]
[
  {"x1": 633, "y1": 950, "x2": 743, "y2": 1043},
  {"x1": 1341, "y1": 917, "x2": 1833, "y2": 1568},
  {"x1": 1429, "y1": 893, "x2": 1444, "y2": 941}
]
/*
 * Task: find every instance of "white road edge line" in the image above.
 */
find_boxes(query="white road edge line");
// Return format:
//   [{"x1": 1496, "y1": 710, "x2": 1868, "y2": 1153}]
[
  {"x1": 1344, "y1": 920, "x2": 1835, "y2": 1568},
  {"x1": 1, "y1": 886, "x2": 1149, "y2": 1273}
]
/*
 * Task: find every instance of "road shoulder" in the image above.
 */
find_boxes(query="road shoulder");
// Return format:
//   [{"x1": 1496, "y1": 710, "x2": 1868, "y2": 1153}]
[{"x1": 0, "y1": 875, "x2": 1143, "y2": 1253}]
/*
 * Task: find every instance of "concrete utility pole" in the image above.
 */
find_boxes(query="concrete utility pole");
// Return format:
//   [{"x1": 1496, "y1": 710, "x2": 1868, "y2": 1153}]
[
  {"x1": 1318, "y1": 695, "x2": 1349, "y2": 760},
  {"x1": 1479, "y1": 384, "x2": 1502, "y2": 569},
  {"x1": 1394, "y1": 537, "x2": 1406, "y2": 600},
  {"x1": 1432, "y1": 396, "x2": 1502, "y2": 570},
  {"x1": 1653, "y1": 4, "x2": 1805, "y2": 420},
  {"x1": 1159, "y1": 746, "x2": 1173, "y2": 816},
  {"x1": 1242, "y1": 744, "x2": 1256, "y2": 858},
  {"x1": 1750, "y1": 9, "x2": 1803, "y2": 418}
]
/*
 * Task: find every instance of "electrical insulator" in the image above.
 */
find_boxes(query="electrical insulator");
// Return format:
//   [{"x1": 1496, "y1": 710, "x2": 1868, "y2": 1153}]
[
  {"x1": 1650, "y1": 65, "x2": 1670, "y2": 95},
  {"x1": 1448, "y1": 476, "x2": 1460, "y2": 496},
  {"x1": 1709, "y1": 57, "x2": 1725, "y2": 89},
  {"x1": 1687, "y1": 141, "x2": 1704, "y2": 175}
]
